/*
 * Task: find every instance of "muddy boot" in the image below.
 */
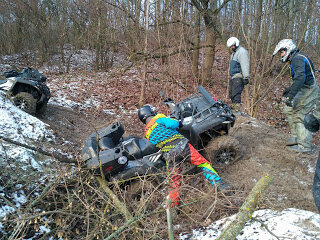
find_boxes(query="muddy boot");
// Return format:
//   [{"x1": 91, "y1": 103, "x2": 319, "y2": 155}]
[
  {"x1": 216, "y1": 180, "x2": 232, "y2": 191},
  {"x1": 286, "y1": 136, "x2": 298, "y2": 146},
  {"x1": 289, "y1": 145, "x2": 313, "y2": 153},
  {"x1": 230, "y1": 103, "x2": 241, "y2": 116}
]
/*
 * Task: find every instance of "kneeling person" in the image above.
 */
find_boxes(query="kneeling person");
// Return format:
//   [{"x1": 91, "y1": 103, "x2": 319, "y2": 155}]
[{"x1": 138, "y1": 104, "x2": 230, "y2": 208}]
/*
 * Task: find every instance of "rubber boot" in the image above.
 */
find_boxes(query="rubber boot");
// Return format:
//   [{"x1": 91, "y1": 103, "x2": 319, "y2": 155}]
[
  {"x1": 296, "y1": 122, "x2": 312, "y2": 150},
  {"x1": 289, "y1": 145, "x2": 312, "y2": 153},
  {"x1": 230, "y1": 103, "x2": 241, "y2": 116},
  {"x1": 286, "y1": 136, "x2": 298, "y2": 146}
]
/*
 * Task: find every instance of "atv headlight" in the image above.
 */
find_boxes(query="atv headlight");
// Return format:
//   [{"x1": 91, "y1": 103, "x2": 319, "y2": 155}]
[{"x1": 118, "y1": 156, "x2": 128, "y2": 165}]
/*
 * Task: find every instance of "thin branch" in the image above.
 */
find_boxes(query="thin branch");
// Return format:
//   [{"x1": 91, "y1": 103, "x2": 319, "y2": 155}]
[
  {"x1": 214, "y1": 0, "x2": 232, "y2": 14},
  {"x1": 251, "y1": 217, "x2": 281, "y2": 240},
  {"x1": 0, "y1": 135, "x2": 76, "y2": 163}
]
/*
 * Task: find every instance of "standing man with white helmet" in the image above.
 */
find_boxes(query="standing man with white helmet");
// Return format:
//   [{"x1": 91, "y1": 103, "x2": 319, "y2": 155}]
[
  {"x1": 273, "y1": 39, "x2": 318, "y2": 153},
  {"x1": 227, "y1": 37, "x2": 250, "y2": 113}
]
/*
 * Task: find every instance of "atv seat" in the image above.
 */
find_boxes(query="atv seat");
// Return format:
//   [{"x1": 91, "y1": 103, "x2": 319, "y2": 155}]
[
  {"x1": 123, "y1": 137, "x2": 159, "y2": 160},
  {"x1": 99, "y1": 137, "x2": 115, "y2": 150}
]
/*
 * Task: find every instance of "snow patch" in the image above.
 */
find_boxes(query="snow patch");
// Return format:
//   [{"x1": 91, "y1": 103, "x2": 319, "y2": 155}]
[
  {"x1": 180, "y1": 208, "x2": 320, "y2": 240},
  {"x1": 0, "y1": 90, "x2": 56, "y2": 234}
]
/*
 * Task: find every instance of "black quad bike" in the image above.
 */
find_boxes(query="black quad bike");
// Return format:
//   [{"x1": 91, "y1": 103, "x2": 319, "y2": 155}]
[
  {"x1": 82, "y1": 85, "x2": 240, "y2": 184},
  {"x1": 0, "y1": 67, "x2": 51, "y2": 114}
]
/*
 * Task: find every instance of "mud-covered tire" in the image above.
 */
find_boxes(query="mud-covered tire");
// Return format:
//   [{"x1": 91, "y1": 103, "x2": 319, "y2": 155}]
[
  {"x1": 14, "y1": 92, "x2": 36, "y2": 115},
  {"x1": 205, "y1": 135, "x2": 241, "y2": 165}
]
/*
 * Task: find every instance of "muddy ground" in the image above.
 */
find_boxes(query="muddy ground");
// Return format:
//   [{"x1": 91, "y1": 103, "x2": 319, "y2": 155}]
[{"x1": 40, "y1": 104, "x2": 319, "y2": 214}]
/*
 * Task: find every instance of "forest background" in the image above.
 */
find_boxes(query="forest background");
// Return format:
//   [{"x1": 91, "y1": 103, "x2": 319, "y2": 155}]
[{"x1": 1, "y1": 0, "x2": 319, "y2": 116}]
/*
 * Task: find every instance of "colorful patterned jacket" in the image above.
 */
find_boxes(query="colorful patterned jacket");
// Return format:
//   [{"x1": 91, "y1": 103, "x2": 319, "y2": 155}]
[{"x1": 144, "y1": 114, "x2": 185, "y2": 152}]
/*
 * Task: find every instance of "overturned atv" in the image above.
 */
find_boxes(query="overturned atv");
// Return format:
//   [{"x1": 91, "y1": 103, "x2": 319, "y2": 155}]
[
  {"x1": 0, "y1": 68, "x2": 51, "y2": 114},
  {"x1": 82, "y1": 85, "x2": 241, "y2": 183}
]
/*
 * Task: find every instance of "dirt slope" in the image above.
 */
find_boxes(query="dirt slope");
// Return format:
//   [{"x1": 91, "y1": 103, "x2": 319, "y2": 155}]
[
  {"x1": 222, "y1": 115, "x2": 318, "y2": 212},
  {"x1": 39, "y1": 104, "x2": 113, "y2": 154}
]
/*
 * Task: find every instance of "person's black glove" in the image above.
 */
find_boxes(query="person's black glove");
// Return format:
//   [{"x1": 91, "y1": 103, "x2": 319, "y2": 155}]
[
  {"x1": 243, "y1": 78, "x2": 249, "y2": 85},
  {"x1": 285, "y1": 97, "x2": 293, "y2": 107},
  {"x1": 282, "y1": 88, "x2": 290, "y2": 97},
  {"x1": 178, "y1": 118, "x2": 184, "y2": 128},
  {"x1": 163, "y1": 97, "x2": 174, "y2": 103}
]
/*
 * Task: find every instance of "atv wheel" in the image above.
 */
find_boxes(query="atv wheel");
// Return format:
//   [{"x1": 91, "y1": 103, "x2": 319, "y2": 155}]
[
  {"x1": 205, "y1": 135, "x2": 241, "y2": 165},
  {"x1": 14, "y1": 92, "x2": 36, "y2": 115}
]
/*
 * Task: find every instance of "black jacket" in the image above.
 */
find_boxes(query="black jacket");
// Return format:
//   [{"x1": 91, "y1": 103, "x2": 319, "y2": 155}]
[{"x1": 286, "y1": 50, "x2": 316, "y2": 100}]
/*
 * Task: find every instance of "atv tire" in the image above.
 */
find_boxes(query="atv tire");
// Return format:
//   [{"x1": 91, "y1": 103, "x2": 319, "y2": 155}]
[
  {"x1": 14, "y1": 92, "x2": 36, "y2": 115},
  {"x1": 205, "y1": 135, "x2": 241, "y2": 166}
]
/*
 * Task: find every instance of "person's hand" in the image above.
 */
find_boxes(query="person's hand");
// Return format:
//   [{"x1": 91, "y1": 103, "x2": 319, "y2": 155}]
[
  {"x1": 285, "y1": 97, "x2": 293, "y2": 107},
  {"x1": 178, "y1": 118, "x2": 184, "y2": 128},
  {"x1": 282, "y1": 88, "x2": 290, "y2": 97},
  {"x1": 163, "y1": 97, "x2": 174, "y2": 103},
  {"x1": 243, "y1": 78, "x2": 249, "y2": 85}
]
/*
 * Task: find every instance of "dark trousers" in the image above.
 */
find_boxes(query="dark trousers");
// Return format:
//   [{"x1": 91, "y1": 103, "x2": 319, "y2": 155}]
[
  {"x1": 313, "y1": 153, "x2": 320, "y2": 212},
  {"x1": 229, "y1": 77, "x2": 244, "y2": 103}
]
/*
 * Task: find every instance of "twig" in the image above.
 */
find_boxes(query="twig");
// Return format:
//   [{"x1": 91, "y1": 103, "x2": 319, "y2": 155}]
[
  {"x1": 27, "y1": 177, "x2": 60, "y2": 209},
  {"x1": 251, "y1": 217, "x2": 281, "y2": 240},
  {"x1": 104, "y1": 216, "x2": 139, "y2": 240},
  {"x1": 166, "y1": 196, "x2": 175, "y2": 240},
  {"x1": 96, "y1": 176, "x2": 143, "y2": 240},
  {"x1": 0, "y1": 194, "x2": 21, "y2": 216},
  {"x1": 0, "y1": 134, "x2": 76, "y2": 163}
]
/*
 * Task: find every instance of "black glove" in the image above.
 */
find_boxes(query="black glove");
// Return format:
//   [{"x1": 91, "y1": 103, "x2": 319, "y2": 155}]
[
  {"x1": 285, "y1": 97, "x2": 293, "y2": 107},
  {"x1": 178, "y1": 118, "x2": 184, "y2": 128},
  {"x1": 282, "y1": 88, "x2": 290, "y2": 97},
  {"x1": 163, "y1": 97, "x2": 174, "y2": 103},
  {"x1": 243, "y1": 78, "x2": 249, "y2": 85}
]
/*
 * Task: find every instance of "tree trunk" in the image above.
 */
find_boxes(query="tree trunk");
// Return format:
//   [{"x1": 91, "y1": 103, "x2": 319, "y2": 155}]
[
  {"x1": 138, "y1": 0, "x2": 150, "y2": 107},
  {"x1": 192, "y1": 8, "x2": 201, "y2": 79},
  {"x1": 202, "y1": 25, "x2": 216, "y2": 84}
]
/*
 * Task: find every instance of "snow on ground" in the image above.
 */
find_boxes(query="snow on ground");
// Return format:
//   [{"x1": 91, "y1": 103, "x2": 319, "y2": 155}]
[
  {"x1": 0, "y1": 90, "x2": 56, "y2": 234},
  {"x1": 179, "y1": 208, "x2": 320, "y2": 240},
  {"x1": 0, "y1": 92, "x2": 54, "y2": 144}
]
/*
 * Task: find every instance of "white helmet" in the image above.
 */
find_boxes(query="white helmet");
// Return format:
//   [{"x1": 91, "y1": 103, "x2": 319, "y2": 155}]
[
  {"x1": 227, "y1": 37, "x2": 240, "y2": 48},
  {"x1": 273, "y1": 39, "x2": 297, "y2": 62}
]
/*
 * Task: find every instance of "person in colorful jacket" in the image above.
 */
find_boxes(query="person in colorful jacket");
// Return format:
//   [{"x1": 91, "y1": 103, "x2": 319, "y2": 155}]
[
  {"x1": 273, "y1": 39, "x2": 318, "y2": 153},
  {"x1": 138, "y1": 104, "x2": 230, "y2": 208},
  {"x1": 227, "y1": 37, "x2": 250, "y2": 112}
]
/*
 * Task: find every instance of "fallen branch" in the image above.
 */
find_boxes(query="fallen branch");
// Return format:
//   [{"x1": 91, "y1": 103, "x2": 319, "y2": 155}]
[
  {"x1": 217, "y1": 174, "x2": 273, "y2": 240},
  {"x1": 166, "y1": 196, "x2": 175, "y2": 240},
  {"x1": 0, "y1": 135, "x2": 76, "y2": 163},
  {"x1": 252, "y1": 217, "x2": 280, "y2": 240},
  {"x1": 96, "y1": 176, "x2": 143, "y2": 240},
  {"x1": 96, "y1": 177, "x2": 133, "y2": 221}
]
